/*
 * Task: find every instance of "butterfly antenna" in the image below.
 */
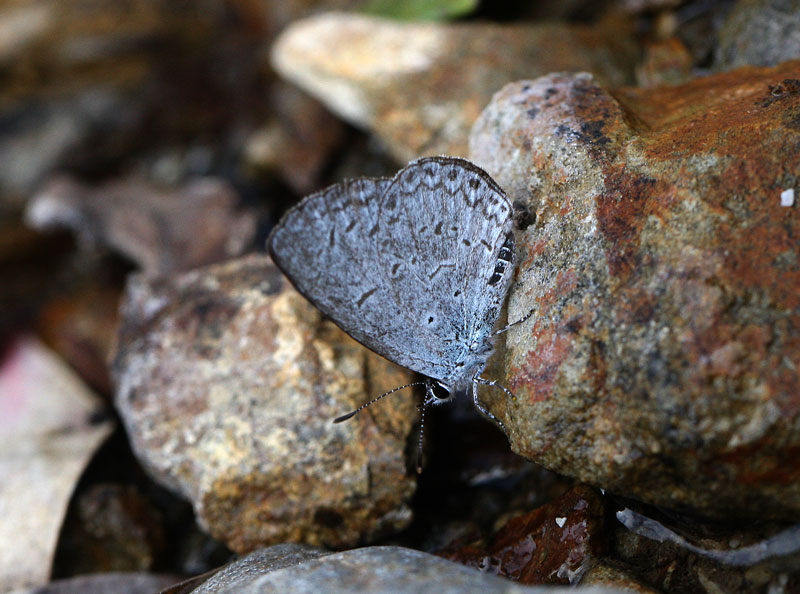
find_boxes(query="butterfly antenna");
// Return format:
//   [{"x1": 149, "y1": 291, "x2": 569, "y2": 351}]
[
  {"x1": 333, "y1": 381, "x2": 427, "y2": 423},
  {"x1": 493, "y1": 306, "x2": 535, "y2": 335}
]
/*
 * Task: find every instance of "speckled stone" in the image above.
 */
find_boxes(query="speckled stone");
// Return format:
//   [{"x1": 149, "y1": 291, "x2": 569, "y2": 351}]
[
  {"x1": 470, "y1": 61, "x2": 800, "y2": 519},
  {"x1": 111, "y1": 254, "x2": 417, "y2": 552},
  {"x1": 271, "y1": 12, "x2": 638, "y2": 162}
]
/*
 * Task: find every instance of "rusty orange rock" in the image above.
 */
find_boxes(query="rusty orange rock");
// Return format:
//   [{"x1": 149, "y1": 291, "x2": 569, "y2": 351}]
[{"x1": 470, "y1": 61, "x2": 800, "y2": 519}]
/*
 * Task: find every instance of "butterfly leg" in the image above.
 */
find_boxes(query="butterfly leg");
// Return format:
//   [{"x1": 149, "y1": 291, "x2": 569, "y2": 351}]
[
  {"x1": 416, "y1": 400, "x2": 429, "y2": 474},
  {"x1": 471, "y1": 379, "x2": 507, "y2": 432},
  {"x1": 493, "y1": 306, "x2": 535, "y2": 335},
  {"x1": 475, "y1": 375, "x2": 517, "y2": 401}
]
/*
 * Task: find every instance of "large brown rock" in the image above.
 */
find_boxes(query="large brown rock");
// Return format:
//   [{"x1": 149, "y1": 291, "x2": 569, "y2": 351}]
[
  {"x1": 111, "y1": 254, "x2": 417, "y2": 552},
  {"x1": 470, "y1": 61, "x2": 800, "y2": 519},
  {"x1": 271, "y1": 12, "x2": 638, "y2": 162}
]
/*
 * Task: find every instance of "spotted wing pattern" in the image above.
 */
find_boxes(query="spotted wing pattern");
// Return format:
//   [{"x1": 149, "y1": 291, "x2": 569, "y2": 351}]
[{"x1": 267, "y1": 157, "x2": 514, "y2": 386}]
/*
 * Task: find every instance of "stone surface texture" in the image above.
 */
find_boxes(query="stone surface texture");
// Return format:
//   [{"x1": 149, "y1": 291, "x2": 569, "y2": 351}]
[
  {"x1": 469, "y1": 62, "x2": 800, "y2": 519},
  {"x1": 180, "y1": 544, "x2": 329, "y2": 593},
  {"x1": 111, "y1": 254, "x2": 417, "y2": 552},
  {"x1": 271, "y1": 12, "x2": 638, "y2": 162}
]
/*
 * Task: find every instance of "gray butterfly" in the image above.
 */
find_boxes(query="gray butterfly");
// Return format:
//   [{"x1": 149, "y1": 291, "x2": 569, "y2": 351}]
[{"x1": 267, "y1": 156, "x2": 521, "y2": 436}]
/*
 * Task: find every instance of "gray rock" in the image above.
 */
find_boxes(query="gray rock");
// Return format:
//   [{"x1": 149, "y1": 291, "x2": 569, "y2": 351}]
[
  {"x1": 715, "y1": 0, "x2": 800, "y2": 69},
  {"x1": 8, "y1": 572, "x2": 178, "y2": 594},
  {"x1": 207, "y1": 546, "x2": 625, "y2": 593},
  {"x1": 189, "y1": 544, "x2": 330, "y2": 593}
]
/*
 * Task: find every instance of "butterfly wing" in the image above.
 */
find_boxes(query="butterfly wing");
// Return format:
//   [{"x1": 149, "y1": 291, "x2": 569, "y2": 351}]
[{"x1": 267, "y1": 157, "x2": 514, "y2": 384}]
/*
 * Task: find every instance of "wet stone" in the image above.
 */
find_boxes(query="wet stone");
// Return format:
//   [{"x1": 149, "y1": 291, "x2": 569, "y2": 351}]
[
  {"x1": 469, "y1": 61, "x2": 800, "y2": 520},
  {"x1": 111, "y1": 254, "x2": 417, "y2": 553}
]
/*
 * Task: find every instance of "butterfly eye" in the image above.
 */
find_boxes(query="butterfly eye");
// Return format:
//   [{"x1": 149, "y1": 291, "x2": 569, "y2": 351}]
[{"x1": 431, "y1": 383, "x2": 450, "y2": 400}]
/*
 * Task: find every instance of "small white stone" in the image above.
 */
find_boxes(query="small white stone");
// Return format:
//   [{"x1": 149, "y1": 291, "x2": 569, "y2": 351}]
[
  {"x1": 781, "y1": 188, "x2": 795, "y2": 207},
  {"x1": 555, "y1": 516, "x2": 567, "y2": 528}
]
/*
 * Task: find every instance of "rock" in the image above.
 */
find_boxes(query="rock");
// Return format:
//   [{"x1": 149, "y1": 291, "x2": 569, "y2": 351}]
[
  {"x1": 580, "y1": 563, "x2": 660, "y2": 594},
  {"x1": 0, "y1": 224, "x2": 73, "y2": 341},
  {"x1": 56, "y1": 484, "x2": 165, "y2": 574},
  {"x1": 0, "y1": 0, "x2": 275, "y2": 216},
  {"x1": 243, "y1": 84, "x2": 346, "y2": 195},
  {"x1": 614, "y1": 507, "x2": 800, "y2": 592},
  {"x1": 170, "y1": 543, "x2": 330, "y2": 593},
  {"x1": 715, "y1": 0, "x2": 800, "y2": 70},
  {"x1": 271, "y1": 12, "x2": 638, "y2": 162},
  {"x1": 0, "y1": 336, "x2": 114, "y2": 592},
  {"x1": 7, "y1": 572, "x2": 179, "y2": 594},
  {"x1": 635, "y1": 38, "x2": 693, "y2": 87},
  {"x1": 110, "y1": 254, "x2": 417, "y2": 552},
  {"x1": 438, "y1": 485, "x2": 605, "y2": 585},
  {"x1": 469, "y1": 61, "x2": 800, "y2": 519},
  {"x1": 411, "y1": 405, "x2": 568, "y2": 554},
  {"x1": 198, "y1": 545, "x2": 623, "y2": 593},
  {"x1": 26, "y1": 175, "x2": 257, "y2": 275},
  {"x1": 36, "y1": 282, "x2": 122, "y2": 395}
]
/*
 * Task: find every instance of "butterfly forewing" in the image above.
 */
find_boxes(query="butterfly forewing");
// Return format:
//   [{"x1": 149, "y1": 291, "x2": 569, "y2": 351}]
[{"x1": 267, "y1": 157, "x2": 514, "y2": 385}]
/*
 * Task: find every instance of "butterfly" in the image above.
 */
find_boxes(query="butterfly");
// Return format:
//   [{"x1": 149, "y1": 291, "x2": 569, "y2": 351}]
[{"x1": 268, "y1": 157, "x2": 527, "y2": 468}]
